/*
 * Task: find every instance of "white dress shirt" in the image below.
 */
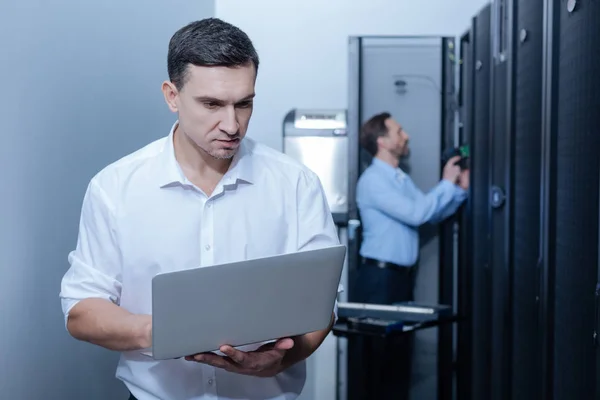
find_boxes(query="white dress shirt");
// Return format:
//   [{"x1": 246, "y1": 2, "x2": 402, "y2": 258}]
[{"x1": 59, "y1": 122, "x2": 341, "y2": 400}]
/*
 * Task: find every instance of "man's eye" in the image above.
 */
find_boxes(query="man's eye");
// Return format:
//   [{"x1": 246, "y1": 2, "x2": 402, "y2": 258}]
[
  {"x1": 236, "y1": 102, "x2": 252, "y2": 109},
  {"x1": 204, "y1": 102, "x2": 219, "y2": 109}
]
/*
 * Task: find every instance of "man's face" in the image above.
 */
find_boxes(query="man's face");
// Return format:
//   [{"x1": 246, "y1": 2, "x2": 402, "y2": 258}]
[
  {"x1": 162, "y1": 63, "x2": 256, "y2": 159},
  {"x1": 380, "y1": 118, "x2": 410, "y2": 157}
]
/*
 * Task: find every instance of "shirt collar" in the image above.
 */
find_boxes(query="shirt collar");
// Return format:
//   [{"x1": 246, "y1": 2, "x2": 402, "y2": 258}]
[
  {"x1": 372, "y1": 157, "x2": 406, "y2": 180},
  {"x1": 156, "y1": 121, "x2": 255, "y2": 188}
]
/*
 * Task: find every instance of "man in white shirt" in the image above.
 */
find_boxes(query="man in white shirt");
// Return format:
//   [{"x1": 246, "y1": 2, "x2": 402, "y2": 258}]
[{"x1": 59, "y1": 18, "x2": 339, "y2": 400}]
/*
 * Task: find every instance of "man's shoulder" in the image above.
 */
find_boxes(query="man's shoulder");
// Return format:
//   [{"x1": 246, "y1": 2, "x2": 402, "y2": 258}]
[
  {"x1": 357, "y1": 164, "x2": 389, "y2": 196},
  {"x1": 357, "y1": 164, "x2": 378, "y2": 184},
  {"x1": 90, "y1": 136, "x2": 167, "y2": 192}
]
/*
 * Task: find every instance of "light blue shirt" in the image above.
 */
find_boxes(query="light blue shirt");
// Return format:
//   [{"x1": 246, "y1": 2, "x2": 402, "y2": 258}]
[{"x1": 357, "y1": 158, "x2": 467, "y2": 266}]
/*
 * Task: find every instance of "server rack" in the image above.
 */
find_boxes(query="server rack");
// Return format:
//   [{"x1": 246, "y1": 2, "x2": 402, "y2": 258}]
[
  {"x1": 488, "y1": 1, "x2": 513, "y2": 398},
  {"x1": 456, "y1": 28, "x2": 473, "y2": 400},
  {"x1": 510, "y1": 0, "x2": 544, "y2": 398},
  {"x1": 459, "y1": 0, "x2": 600, "y2": 399},
  {"x1": 542, "y1": 0, "x2": 600, "y2": 398},
  {"x1": 456, "y1": 5, "x2": 493, "y2": 400},
  {"x1": 437, "y1": 36, "x2": 457, "y2": 400}
]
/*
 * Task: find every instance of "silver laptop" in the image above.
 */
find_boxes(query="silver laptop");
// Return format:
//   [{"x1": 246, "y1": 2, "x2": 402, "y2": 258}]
[{"x1": 148, "y1": 244, "x2": 346, "y2": 360}]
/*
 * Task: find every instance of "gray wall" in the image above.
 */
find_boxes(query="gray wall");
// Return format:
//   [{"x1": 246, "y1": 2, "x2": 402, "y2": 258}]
[{"x1": 0, "y1": 1, "x2": 214, "y2": 398}]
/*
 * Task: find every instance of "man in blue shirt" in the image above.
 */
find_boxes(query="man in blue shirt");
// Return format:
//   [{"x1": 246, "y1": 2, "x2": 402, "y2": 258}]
[
  {"x1": 349, "y1": 112, "x2": 468, "y2": 400},
  {"x1": 354, "y1": 111, "x2": 469, "y2": 305}
]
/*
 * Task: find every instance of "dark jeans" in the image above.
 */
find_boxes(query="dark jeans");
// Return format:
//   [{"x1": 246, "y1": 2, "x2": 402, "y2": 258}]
[{"x1": 347, "y1": 261, "x2": 416, "y2": 400}]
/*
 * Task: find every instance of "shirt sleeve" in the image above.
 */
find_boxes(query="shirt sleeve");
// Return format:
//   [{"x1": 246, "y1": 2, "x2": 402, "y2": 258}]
[
  {"x1": 361, "y1": 175, "x2": 459, "y2": 228},
  {"x1": 296, "y1": 170, "x2": 344, "y2": 323},
  {"x1": 429, "y1": 185, "x2": 469, "y2": 223},
  {"x1": 59, "y1": 178, "x2": 123, "y2": 326}
]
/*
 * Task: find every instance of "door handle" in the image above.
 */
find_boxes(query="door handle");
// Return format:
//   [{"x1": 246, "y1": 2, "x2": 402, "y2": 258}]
[
  {"x1": 490, "y1": 186, "x2": 506, "y2": 209},
  {"x1": 594, "y1": 282, "x2": 600, "y2": 347}
]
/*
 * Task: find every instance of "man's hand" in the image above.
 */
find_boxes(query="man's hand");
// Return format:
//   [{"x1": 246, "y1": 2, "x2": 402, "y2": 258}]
[
  {"x1": 457, "y1": 169, "x2": 470, "y2": 190},
  {"x1": 442, "y1": 156, "x2": 462, "y2": 183},
  {"x1": 185, "y1": 338, "x2": 295, "y2": 378},
  {"x1": 187, "y1": 312, "x2": 334, "y2": 377}
]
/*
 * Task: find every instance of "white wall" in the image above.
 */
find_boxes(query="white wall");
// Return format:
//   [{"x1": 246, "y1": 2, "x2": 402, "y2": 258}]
[
  {"x1": 216, "y1": 0, "x2": 490, "y2": 151},
  {"x1": 216, "y1": 1, "x2": 490, "y2": 399},
  {"x1": 0, "y1": 1, "x2": 214, "y2": 398}
]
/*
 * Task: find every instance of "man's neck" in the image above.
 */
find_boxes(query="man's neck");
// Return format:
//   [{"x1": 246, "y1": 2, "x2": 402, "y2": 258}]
[
  {"x1": 173, "y1": 127, "x2": 232, "y2": 194},
  {"x1": 375, "y1": 152, "x2": 400, "y2": 168}
]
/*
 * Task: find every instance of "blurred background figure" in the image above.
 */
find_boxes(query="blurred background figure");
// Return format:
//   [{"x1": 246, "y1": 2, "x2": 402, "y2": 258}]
[{"x1": 354, "y1": 112, "x2": 469, "y2": 306}]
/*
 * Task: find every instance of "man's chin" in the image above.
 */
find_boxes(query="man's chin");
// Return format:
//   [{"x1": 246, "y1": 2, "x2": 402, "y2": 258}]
[{"x1": 209, "y1": 148, "x2": 238, "y2": 160}]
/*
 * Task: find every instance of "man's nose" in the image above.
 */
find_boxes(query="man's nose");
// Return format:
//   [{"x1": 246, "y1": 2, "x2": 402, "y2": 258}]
[{"x1": 219, "y1": 106, "x2": 239, "y2": 135}]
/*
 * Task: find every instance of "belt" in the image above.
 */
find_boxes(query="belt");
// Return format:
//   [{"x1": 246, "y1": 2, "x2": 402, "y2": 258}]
[{"x1": 361, "y1": 257, "x2": 412, "y2": 271}]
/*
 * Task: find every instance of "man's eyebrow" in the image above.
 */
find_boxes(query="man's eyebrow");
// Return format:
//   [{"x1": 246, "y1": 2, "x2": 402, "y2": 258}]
[
  {"x1": 238, "y1": 93, "x2": 256, "y2": 102},
  {"x1": 193, "y1": 94, "x2": 255, "y2": 104},
  {"x1": 194, "y1": 96, "x2": 224, "y2": 103}
]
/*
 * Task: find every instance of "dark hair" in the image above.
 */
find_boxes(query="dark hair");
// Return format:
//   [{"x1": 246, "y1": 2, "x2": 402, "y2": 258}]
[
  {"x1": 360, "y1": 112, "x2": 391, "y2": 156},
  {"x1": 167, "y1": 18, "x2": 260, "y2": 90}
]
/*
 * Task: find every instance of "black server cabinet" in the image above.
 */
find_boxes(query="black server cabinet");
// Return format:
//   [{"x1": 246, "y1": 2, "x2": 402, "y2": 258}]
[
  {"x1": 488, "y1": 0, "x2": 512, "y2": 397},
  {"x1": 509, "y1": 0, "x2": 544, "y2": 398},
  {"x1": 456, "y1": 29, "x2": 473, "y2": 400},
  {"x1": 462, "y1": 1, "x2": 600, "y2": 399},
  {"x1": 540, "y1": 0, "x2": 600, "y2": 399},
  {"x1": 437, "y1": 36, "x2": 457, "y2": 400},
  {"x1": 464, "y1": 1, "x2": 547, "y2": 398},
  {"x1": 456, "y1": 4, "x2": 493, "y2": 400}
]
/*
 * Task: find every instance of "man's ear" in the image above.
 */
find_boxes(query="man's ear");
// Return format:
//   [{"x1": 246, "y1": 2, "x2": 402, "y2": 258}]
[{"x1": 162, "y1": 81, "x2": 179, "y2": 113}]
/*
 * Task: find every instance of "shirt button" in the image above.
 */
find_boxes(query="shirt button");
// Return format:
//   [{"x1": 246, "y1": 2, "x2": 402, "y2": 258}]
[
  {"x1": 205, "y1": 244, "x2": 211, "y2": 251},
  {"x1": 207, "y1": 203, "x2": 212, "y2": 208},
  {"x1": 208, "y1": 378, "x2": 214, "y2": 385}
]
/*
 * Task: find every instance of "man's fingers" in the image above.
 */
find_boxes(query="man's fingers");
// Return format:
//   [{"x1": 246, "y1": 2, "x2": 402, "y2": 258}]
[
  {"x1": 257, "y1": 338, "x2": 294, "y2": 352},
  {"x1": 273, "y1": 338, "x2": 294, "y2": 351},
  {"x1": 188, "y1": 352, "x2": 234, "y2": 370},
  {"x1": 188, "y1": 340, "x2": 291, "y2": 376},
  {"x1": 220, "y1": 345, "x2": 247, "y2": 364}
]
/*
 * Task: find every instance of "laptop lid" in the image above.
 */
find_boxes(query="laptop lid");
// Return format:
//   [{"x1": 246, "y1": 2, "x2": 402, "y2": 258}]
[{"x1": 150, "y1": 244, "x2": 346, "y2": 360}]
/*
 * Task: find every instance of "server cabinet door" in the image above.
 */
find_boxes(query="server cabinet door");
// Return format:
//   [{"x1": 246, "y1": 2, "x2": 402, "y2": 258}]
[
  {"x1": 550, "y1": 1, "x2": 600, "y2": 399},
  {"x1": 437, "y1": 36, "x2": 457, "y2": 400},
  {"x1": 456, "y1": 29, "x2": 473, "y2": 400},
  {"x1": 510, "y1": 0, "x2": 544, "y2": 398},
  {"x1": 459, "y1": 5, "x2": 493, "y2": 400},
  {"x1": 489, "y1": 32, "x2": 511, "y2": 400}
]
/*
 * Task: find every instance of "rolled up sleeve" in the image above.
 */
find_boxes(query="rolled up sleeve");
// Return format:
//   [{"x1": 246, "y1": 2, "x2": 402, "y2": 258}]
[
  {"x1": 296, "y1": 171, "x2": 344, "y2": 322},
  {"x1": 59, "y1": 178, "x2": 122, "y2": 325}
]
